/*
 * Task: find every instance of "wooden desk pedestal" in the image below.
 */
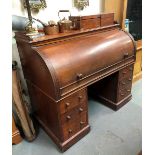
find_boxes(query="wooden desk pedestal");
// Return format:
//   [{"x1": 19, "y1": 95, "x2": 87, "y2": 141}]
[{"x1": 89, "y1": 64, "x2": 133, "y2": 110}]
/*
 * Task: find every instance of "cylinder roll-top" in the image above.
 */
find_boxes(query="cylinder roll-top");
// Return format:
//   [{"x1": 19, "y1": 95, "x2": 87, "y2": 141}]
[{"x1": 31, "y1": 29, "x2": 135, "y2": 99}]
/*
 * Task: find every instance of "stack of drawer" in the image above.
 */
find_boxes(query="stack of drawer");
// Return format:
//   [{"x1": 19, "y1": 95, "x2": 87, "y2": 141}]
[
  {"x1": 59, "y1": 89, "x2": 88, "y2": 141},
  {"x1": 118, "y1": 65, "x2": 134, "y2": 101},
  {"x1": 88, "y1": 64, "x2": 134, "y2": 111}
]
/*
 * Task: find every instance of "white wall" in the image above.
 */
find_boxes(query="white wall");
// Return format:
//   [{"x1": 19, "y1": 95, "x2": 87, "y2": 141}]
[
  {"x1": 12, "y1": 0, "x2": 104, "y2": 101},
  {"x1": 12, "y1": 0, "x2": 104, "y2": 22}
]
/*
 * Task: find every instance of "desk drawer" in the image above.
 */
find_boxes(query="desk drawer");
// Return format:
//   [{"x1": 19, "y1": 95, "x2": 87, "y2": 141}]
[
  {"x1": 101, "y1": 13, "x2": 114, "y2": 27},
  {"x1": 118, "y1": 88, "x2": 131, "y2": 101},
  {"x1": 62, "y1": 111, "x2": 88, "y2": 140},
  {"x1": 119, "y1": 65, "x2": 134, "y2": 80},
  {"x1": 79, "y1": 111, "x2": 88, "y2": 130},
  {"x1": 117, "y1": 65, "x2": 133, "y2": 101},
  {"x1": 62, "y1": 119, "x2": 80, "y2": 140},
  {"x1": 119, "y1": 77, "x2": 133, "y2": 91},
  {"x1": 81, "y1": 18, "x2": 100, "y2": 30},
  {"x1": 59, "y1": 89, "x2": 87, "y2": 115},
  {"x1": 60, "y1": 103, "x2": 87, "y2": 125}
]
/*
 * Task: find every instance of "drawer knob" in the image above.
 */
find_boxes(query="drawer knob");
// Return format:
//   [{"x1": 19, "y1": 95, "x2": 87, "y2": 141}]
[
  {"x1": 120, "y1": 93, "x2": 124, "y2": 96},
  {"x1": 79, "y1": 108, "x2": 84, "y2": 112},
  {"x1": 124, "y1": 52, "x2": 129, "y2": 59},
  {"x1": 66, "y1": 115, "x2": 71, "y2": 120},
  {"x1": 65, "y1": 102, "x2": 70, "y2": 107},
  {"x1": 80, "y1": 121, "x2": 85, "y2": 125},
  {"x1": 128, "y1": 78, "x2": 132, "y2": 81},
  {"x1": 122, "y1": 81, "x2": 126, "y2": 85},
  {"x1": 77, "y1": 73, "x2": 83, "y2": 80},
  {"x1": 122, "y1": 71, "x2": 127, "y2": 74},
  {"x1": 78, "y1": 95, "x2": 83, "y2": 100},
  {"x1": 127, "y1": 89, "x2": 131, "y2": 92},
  {"x1": 68, "y1": 129, "x2": 72, "y2": 134}
]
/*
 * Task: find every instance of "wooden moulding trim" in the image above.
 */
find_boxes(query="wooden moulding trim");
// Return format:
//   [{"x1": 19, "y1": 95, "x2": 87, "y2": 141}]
[
  {"x1": 26, "y1": 57, "x2": 135, "y2": 103},
  {"x1": 122, "y1": 30, "x2": 137, "y2": 61},
  {"x1": 60, "y1": 125, "x2": 90, "y2": 152},
  {"x1": 92, "y1": 93, "x2": 132, "y2": 111},
  {"x1": 35, "y1": 115, "x2": 90, "y2": 152},
  {"x1": 35, "y1": 116, "x2": 61, "y2": 145},
  {"x1": 27, "y1": 80, "x2": 88, "y2": 104},
  {"x1": 33, "y1": 47, "x2": 61, "y2": 98},
  {"x1": 31, "y1": 26, "x2": 119, "y2": 47},
  {"x1": 60, "y1": 58, "x2": 135, "y2": 97},
  {"x1": 15, "y1": 24, "x2": 120, "y2": 45},
  {"x1": 61, "y1": 56, "x2": 135, "y2": 90},
  {"x1": 31, "y1": 24, "x2": 119, "y2": 43}
]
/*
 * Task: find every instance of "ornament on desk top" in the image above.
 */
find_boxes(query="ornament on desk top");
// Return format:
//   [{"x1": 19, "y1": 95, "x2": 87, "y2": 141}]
[
  {"x1": 57, "y1": 10, "x2": 73, "y2": 33},
  {"x1": 74, "y1": 0, "x2": 89, "y2": 11},
  {"x1": 24, "y1": 0, "x2": 39, "y2": 36},
  {"x1": 33, "y1": 18, "x2": 59, "y2": 35}
]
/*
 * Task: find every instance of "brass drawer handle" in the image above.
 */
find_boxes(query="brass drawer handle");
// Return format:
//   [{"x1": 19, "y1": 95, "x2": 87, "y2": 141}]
[
  {"x1": 127, "y1": 89, "x2": 131, "y2": 92},
  {"x1": 77, "y1": 73, "x2": 83, "y2": 80},
  {"x1": 66, "y1": 115, "x2": 71, "y2": 120},
  {"x1": 80, "y1": 121, "x2": 85, "y2": 125},
  {"x1": 79, "y1": 108, "x2": 84, "y2": 112},
  {"x1": 65, "y1": 102, "x2": 70, "y2": 107},
  {"x1": 120, "y1": 93, "x2": 124, "y2": 96},
  {"x1": 124, "y1": 52, "x2": 129, "y2": 59},
  {"x1": 68, "y1": 129, "x2": 72, "y2": 134}
]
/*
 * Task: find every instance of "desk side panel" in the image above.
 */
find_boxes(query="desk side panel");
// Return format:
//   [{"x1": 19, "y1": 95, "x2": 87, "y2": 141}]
[{"x1": 15, "y1": 39, "x2": 59, "y2": 100}]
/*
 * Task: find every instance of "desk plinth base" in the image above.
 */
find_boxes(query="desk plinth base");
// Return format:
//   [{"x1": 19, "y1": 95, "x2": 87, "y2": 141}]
[
  {"x1": 59, "y1": 125, "x2": 90, "y2": 152},
  {"x1": 36, "y1": 116, "x2": 90, "y2": 152},
  {"x1": 91, "y1": 93, "x2": 132, "y2": 111}
]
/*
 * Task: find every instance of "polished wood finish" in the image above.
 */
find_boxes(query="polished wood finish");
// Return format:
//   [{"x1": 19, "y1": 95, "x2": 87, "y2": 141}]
[
  {"x1": 89, "y1": 64, "x2": 134, "y2": 110},
  {"x1": 12, "y1": 116, "x2": 22, "y2": 144},
  {"x1": 15, "y1": 22, "x2": 136, "y2": 151},
  {"x1": 101, "y1": 13, "x2": 114, "y2": 26},
  {"x1": 70, "y1": 13, "x2": 114, "y2": 30}
]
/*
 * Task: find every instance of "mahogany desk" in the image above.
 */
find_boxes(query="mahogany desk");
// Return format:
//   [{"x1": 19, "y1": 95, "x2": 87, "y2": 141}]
[{"x1": 15, "y1": 24, "x2": 136, "y2": 151}]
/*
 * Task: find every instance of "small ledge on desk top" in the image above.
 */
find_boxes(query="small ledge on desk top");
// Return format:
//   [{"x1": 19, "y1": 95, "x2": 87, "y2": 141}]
[{"x1": 15, "y1": 24, "x2": 120, "y2": 43}]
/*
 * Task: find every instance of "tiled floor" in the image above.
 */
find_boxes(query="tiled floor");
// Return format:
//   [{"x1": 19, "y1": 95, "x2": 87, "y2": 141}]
[{"x1": 13, "y1": 80, "x2": 142, "y2": 155}]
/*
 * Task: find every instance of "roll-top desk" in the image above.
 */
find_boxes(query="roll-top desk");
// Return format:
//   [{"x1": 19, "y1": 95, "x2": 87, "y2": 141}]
[{"x1": 15, "y1": 23, "x2": 136, "y2": 151}]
